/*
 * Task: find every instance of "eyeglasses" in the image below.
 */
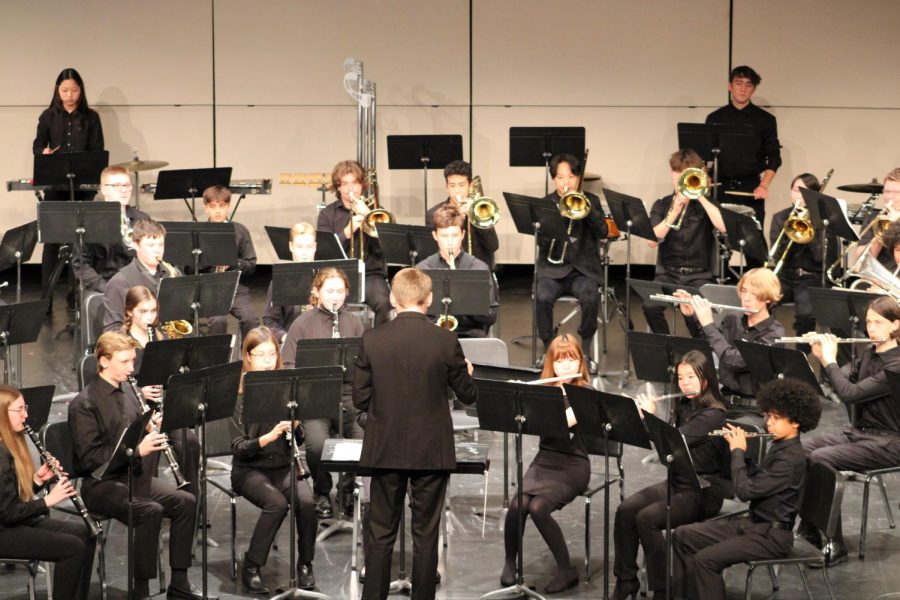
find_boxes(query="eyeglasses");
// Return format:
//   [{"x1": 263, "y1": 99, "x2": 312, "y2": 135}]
[
  {"x1": 103, "y1": 183, "x2": 134, "y2": 191},
  {"x1": 250, "y1": 351, "x2": 278, "y2": 360},
  {"x1": 7, "y1": 405, "x2": 28, "y2": 414}
]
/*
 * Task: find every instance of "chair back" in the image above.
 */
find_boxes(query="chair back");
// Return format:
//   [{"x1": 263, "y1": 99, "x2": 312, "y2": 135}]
[
  {"x1": 82, "y1": 292, "x2": 106, "y2": 353},
  {"x1": 582, "y1": 433, "x2": 623, "y2": 459},
  {"x1": 459, "y1": 338, "x2": 509, "y2": 366},
  {"x1": 41, "y1": 421, "x2": 78, "y2": 477},
  {"x1": 800, "y1": 461, "x2": 844, "y2": 539},
  {"x1": 78, "y1": 354, "x2": 98, "y2": 391}
]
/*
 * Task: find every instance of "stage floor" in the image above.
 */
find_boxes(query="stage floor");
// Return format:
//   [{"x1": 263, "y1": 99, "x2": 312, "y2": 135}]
[{"x1": 2, "y1": 266, "x2": 899, "y2": 599}]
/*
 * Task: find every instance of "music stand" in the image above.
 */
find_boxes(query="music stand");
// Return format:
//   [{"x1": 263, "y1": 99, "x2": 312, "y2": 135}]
[
  {"x1": 135, "y1": 335, "x2": 234, "y2": 387},
  {"x1": 0, "y1": 221, "x2": 38, "y2": 301},
  {"x1": 643, "y1": 412, "x2": 710, "y2": 600},
  {"x1": 565, "y1": 386, "x2": 651, "y2": 597},
  {"x1": 272, "y1": 260, "x2": 365, "y2": 306},
  {"x1": 476, "y1": 379, "x2": 568, "y2": 600},
  {"x1": 734, "y1": 340, "x2": 824, "y2": 396},
  {"x1": 264, "y1": 226, "x2": 292, "y2": 261},
  {"x1": 315, "y1": 232, "x2": 348, "y2": 261},
  {"x1": 386, "y1": 135, "x2": 463, "y2": 219},
  {"x1": 33, "y1": 150, "x2": 108, "y2": 202},
  {"x1": 22, "y1": 385, "x2": 55, "y2": 432},
  {"x1": 808, "y1": 287, "x2": 879, "y2": 341},
  {"x1": 0, "y1": 300, "x2": 48, "y2": 385},
  {"x1": 628, "y1": 279, "x2": 703, "y2": 336},
  {"x1": 162, "y1": 361, "x2": 243, "y2": 599},
  {"x1": 677, "y1": 122, "x2": 756, "y2": 204},
  {"x1": 156, "y1": 272, "x2": 240, "y2": 334},
  {"x1": 421, "y1": 269, "x2": 491, "y2": 328},
  {"x1": 243, "y1": 367, "x2": 342, "y2": 599},
  {"x1": 374, "y1": 223, "x2": 438, "y2": 266},
  {"x1": 153, "y1": 168, "x2": 232, "y2": 221},
  {"x1": 509, "y1": 127, "x2": 585, "y2": 195},
  {"x1": 628, "y1": 331, "x2": 715, "y2": 415},
  {"x1": 802, "y1": 188, "x2": 858, "y2": 287},
  {"x1": 721, "y1": 206, "x2": 769, "y2": 275},
  {"x1": 159, "y1": 221, "x2": 238, "y2": 275}
]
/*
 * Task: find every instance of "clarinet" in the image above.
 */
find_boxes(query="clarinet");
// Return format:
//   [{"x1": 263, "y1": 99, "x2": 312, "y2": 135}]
[
  {"x1": 286, "y1": 427, "x2": 311, "y2": 480},
  {"x1": 331, "y1": 302, "x2": 340, "y2": 339},
  {"x1": 23, "y1": 424, "x2": 102, "y2": 538},
  {"x1": 127, "y1": 377, "x2": 190, "y2": 489},
  {"x1": 148, "y1": 324, "x2": 156, "y2": 343}
]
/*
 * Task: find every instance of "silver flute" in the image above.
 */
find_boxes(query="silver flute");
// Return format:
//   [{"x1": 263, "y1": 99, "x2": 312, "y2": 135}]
[
  {"x1": 775, "y1": 336, "x2": 882, "y2": 344},
  {"x1": 128, "y1": 376, "x2": 190, "y2": 489},
  {"x1": 648, "y1": 293, "x2": 760, "y2": 315},
  {"x1": 23, "y1": 424, "x2": 102, "y2": 537},
  {"x1": 708, "y1": 429, "x2": 774, "y2": 438}
]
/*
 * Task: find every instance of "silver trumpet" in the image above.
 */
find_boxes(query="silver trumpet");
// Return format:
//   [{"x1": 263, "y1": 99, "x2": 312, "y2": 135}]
[
  {"x1": 23, "y1": 424, "x2": 102, "y2": 537},
  {"x1": 709, "y1": 429, "x2": 774, "y2": 438},
  {"x1": 128, "y1": 377, "x2": 190, "y2": 489},
  {"x1": 648, "y1": 293, "x2": 760, "y2": 315}
]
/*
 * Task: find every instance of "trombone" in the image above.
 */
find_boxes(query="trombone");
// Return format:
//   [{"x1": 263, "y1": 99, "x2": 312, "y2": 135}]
[
  {"x1": 670, "y1": 167, "x2": 711, "y2": 230},
  {"x1": 648, "y1": 293, "x2": 760, "y2": 314},
  {"x1": 767, "y1": 203, "x2": 815, "y2": 275},
  {"x1": 463, "y1": 175, "x2": 501, "y2": 254},
  {"x1": 547, "y1": 149, "x2": 592, "y2": 265},
  {"x1": 349, "y1": 169, "x2": 395, "y2": 261}
]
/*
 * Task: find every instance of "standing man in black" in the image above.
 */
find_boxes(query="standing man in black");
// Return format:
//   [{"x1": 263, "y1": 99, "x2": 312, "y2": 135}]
[
  {"x1": 536, "y1": 153, "x2": 608, "y2": 367},
  {"x1": 353, "y1": 267, "x2": 477, "y2": 600},
  {"x1": 706, "y1": 65, "x2": 781, "y2": 227}
]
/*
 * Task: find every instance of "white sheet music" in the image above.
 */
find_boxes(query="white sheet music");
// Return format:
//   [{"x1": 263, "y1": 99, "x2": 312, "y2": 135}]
[{"x1": 332, "y1": 441, "x2": 362, "y2": 461}]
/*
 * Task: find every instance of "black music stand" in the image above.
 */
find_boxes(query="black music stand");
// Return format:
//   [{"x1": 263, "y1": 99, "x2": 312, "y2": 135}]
[
  {"x1": 476, "y1": 379, "x2": 568, "y2": 600},
  {"x1": 677, "y1": 122, "x2": 755, "y2": 204},
  {"x1": 0, "y1": 221, "x2": 38, "y2": 301},
  {"x1": 643, "y1": 412, "x2": 710, "y2": 600},
  {"x1": 802, "y1": 188, "x2": 858, "y2": 287},
  {"x1": 628, "y1": 331, "x2": 715, "y2": 413},
  {"x1": 721, "y1": 206, "x2": 769, "y2": 275},
  {"x1": 565, "y1": 386, "x2": 651, "y2": 597},
  {"x1": 422, "y1": 269, "x2": 491, "y2": 328},
  {"x1": 509, "y1": 127, "x2": 585, "y2": 195},
  {"x1": 22, "y1": 385, "x2": 55, "y2": 432},
  {"x1": 735, "y1": 340, "x2": 824, "y2": 396},
  {"x1": 0, "y1": 300, "x2": 49, "y2": 385},
  {"x1": 315, "y1": 232, "x2": 347, "y2": 261},
  {"x1": 243, "y1": 367, "x2": 342, "y2": 599},
  {"x1": 265, "y1": 226, "x2": 293, "y2": 261},
  {"x1": 160, "y1": 221, "x2": 238, "y2": 274},
  {"x1": 153, "y1": 167, "x2": 232, "y2": 221},
  {"x1": 628, "y1": 279, "x2": 703, "y2": 336},
  {"x1": 272, "y1": 260, "x2": 365, "y2": 306},
  {"x1": 135, "y1": 335, "x2": 234, "y2": 387},
  {"x1": 808, "y1": 287, "x2": 879, "y2": 340},
  {"x1": 156, "y1": 272, "x2": 240, "y2": 334},
  {"x1": 33, "y1": 150, "x2": 108, "y2": 202},
  {"x1": 387, "y1": 135, "x2": 463, "y2": 219},
  {"x1": 375, "y1": 223, "x2": 438, "y2": 266},
  {"x1": 162, "y1": 361, "x2": 242, "y2": 599}
]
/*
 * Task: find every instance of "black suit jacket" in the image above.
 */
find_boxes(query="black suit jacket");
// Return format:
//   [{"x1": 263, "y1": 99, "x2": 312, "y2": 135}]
[
  {"x1": 352, "y1": 311, "x2": 478, "y2": 470},
  {"x1": 536, "y1": 190, "x2": 607, "y2": 283}
]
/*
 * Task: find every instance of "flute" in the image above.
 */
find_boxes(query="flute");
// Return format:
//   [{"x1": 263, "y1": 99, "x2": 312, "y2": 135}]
[
  {"x1": 649, "y1": 293, "x2": 760, "y2": 315},
  {"x1": 511, "y1": 374, "x2": 581, "y2": 385},
  {"x1": 775, "y1": 336, "x2": 882, "y2": 344},
  {"x1": 708, "y1": 429, "x2": 774, "y2": 438}
]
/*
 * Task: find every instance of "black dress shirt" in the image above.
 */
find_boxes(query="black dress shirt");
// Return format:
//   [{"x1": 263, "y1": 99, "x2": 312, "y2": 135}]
[
  {"x1": 676, "y1": 401, "x2": 730, "y2": 481},
  {"x1": 280, "y1": 307, "x2": 366, "y2": 368},
  {"x1": 425, "y1": 198, "x2": 500, "y2": 271},
  {"x1": 650, "y1": 194, "x2": 718, "y2": 272},
  {"x1": 705, "y1": 102, "x2": 781, "y2": 180},
  {"x1": 699, "y1": 313, "x2": 785, "y2": 396},
  {"x1": 71, "y1": 205, "x2": 150, "y2": 292},
  {"x1": 32, "y1": 107, "x2": 104, "y2": 155},
  {"x1": 536, "y1": 190, "x2": 608, "y2": 283},
  {"x1": 824, "y1": 345, "x2": 900, "y2": 433},
  {"x1": 230, "y1": 394, "x2": 304, "y2": 471},
  {"x1": 317, "y1": 199, "x2": 387, "y2": 277},
  {"x1": 415, "y1": 251, "x2": 499, "y2": 336},
  {"x1": 102, "y1": 258, "x2": 181, "y2": 331},
  {"x1": 732, "y1": 436, "x2": 806, "y2": 525},
  {"x1": 0, "y1": 445, "x2": 49, "y2": 528},
  {"x1": 261, "y1": 281, "x2": 309, "y2": 342},
  {"x1": 768, "y1": 206, "x2": 837, "y2": 274}
]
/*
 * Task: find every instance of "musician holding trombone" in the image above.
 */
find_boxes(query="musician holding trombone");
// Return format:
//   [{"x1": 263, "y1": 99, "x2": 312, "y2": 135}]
[
  {"x1": 856, "y1": 168, "x2": 900, "y2": 265},
  {"x1": 612, "y1": 350, "x2": 730, "y2": 600},
  {"x1": 798, "y1": 296, "x2": 900, "y2": 566},
  {"x1": 644, "y1": 149, "x2": 726, "y2": 337},
  {"x1": 0, "y1": 385, "x2": 96, "y2": 600}
]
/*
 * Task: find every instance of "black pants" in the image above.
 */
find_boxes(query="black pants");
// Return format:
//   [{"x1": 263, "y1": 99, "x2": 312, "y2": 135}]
[
  {"x1": 364, "y1": 470, "x2": 448, "y2": 600},
  {"x1": 160, "y1": 427, "x2": 201, "y2": 499},
  {"x1": 614, "y1": 481, "x2": 722, "y2": 591},
  {"x1": 536, "y1": 271, "x2": 598, "y2": 346},
  {"x1": 304, "y1": 396, "x2": 364, "y2": 498},
  {"x1": 231, "y1": 466, "x2": 317, "y2": 567},
  {"x1": 778, "y1": 271, "x2": 821, "y2": 335},
  {"x1": 82, "y1": 474, "x2": 196, "y2": 580},
  {"x1": 365, "y1": 274, "x2": 392, "y2": 326},
  {"x1": 208, "y1": 286, "x2": 260, "y2": 339},
  {"x1": 673, "y1": 517, "x2": 793, "y2": 600},
  {"x1": 0, "y1": 517, "x2": 96, "y2": 600},
  {"x1": 641, "y1": 271, "x2": 713, "y2": 336}
]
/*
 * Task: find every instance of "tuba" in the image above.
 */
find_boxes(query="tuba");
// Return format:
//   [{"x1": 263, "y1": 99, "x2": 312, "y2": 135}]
[
  {"x1": 465, "y1": 176, "x2": 501, "y2": 254},
  {"x1": 846, "y1": 252, "x2": 900, "y2": 300},
  {"x1": 547, "y1": 149, "x2": 592, "y2": 265}
]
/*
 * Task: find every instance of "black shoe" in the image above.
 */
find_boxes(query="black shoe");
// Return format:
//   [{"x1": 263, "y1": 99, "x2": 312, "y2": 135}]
[
  {"x1": 611, "y1": 578, "x2": 641, "y2": 600},
  {"x1": 166, "y1": 583, "x2": 218, "y2": 600},
  {"x1": 796, "y1": 520, "x2": 823, "y2": 548},
  {"x1": 297, "y1": 563, "x2": 316, "y2": 590},
  {"x1": 819, "y1": 540, "x2": 849, "y2": 567},
  {"x1": 544, "y1": 564, "x2": 578, "y2": 594},
  {"x1": 241, "y1": 558, "x2": 270, "y2": 594},
  {"x1": 500, "y1": 561, "x2": 515, "y2": 586},
  {"x1": 315, "y1": 494, "x2": 333, "y2": 519},
  {"x1": 359, "y1": 566, "x2": 366, "y2": 583}
]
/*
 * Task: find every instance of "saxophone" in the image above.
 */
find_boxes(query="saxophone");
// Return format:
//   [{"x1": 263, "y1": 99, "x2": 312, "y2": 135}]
[{"x1": 155, "y1": 258, "x2": 193, "y2": 338}]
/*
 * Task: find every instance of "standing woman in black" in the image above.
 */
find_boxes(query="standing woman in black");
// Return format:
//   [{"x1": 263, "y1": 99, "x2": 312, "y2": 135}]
[
  {"x1": 0, "y1": 384, "x2": 96, "y2": 600},
  {"x1": 230, "y1": 326, "x2": 318, "y2": 594},
  {"x1": 611, "y1": 350, "x2": 730, "y2": 600},
  {"x1": 33, "y1": 68, "x2": 105, "y2": 308}
]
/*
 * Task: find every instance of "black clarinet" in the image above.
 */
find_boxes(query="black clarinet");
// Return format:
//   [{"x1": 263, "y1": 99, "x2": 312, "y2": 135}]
[
  {"x1": 331, "y1": 302, "x2": 340, "y2": 339},
  {"x1": 286, "y1": 428, "x2": 311, "y2": 480},
  {"x1": 23, "y1": 424, "x2": 102, "y2": 537},
  {"x1": 127, "y1": 377, "x2": 190, "y2": 489}
]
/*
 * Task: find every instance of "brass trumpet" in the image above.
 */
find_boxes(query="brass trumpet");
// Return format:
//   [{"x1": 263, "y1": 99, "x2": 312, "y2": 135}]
[
  {"x1": 547, "y1": 150, "x2": 592, "y2": 265},
  {"x1": 670, "y1": 168, "x2": 710, "y2": 231},
  {"x1": 464, "y1": 176, "x2": 501, "y2": 254}
]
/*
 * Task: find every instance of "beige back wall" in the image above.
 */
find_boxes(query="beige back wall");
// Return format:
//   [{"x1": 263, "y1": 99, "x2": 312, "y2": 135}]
[{"x1": 2, "y1": 0, "x2": 899, "y2": 266}]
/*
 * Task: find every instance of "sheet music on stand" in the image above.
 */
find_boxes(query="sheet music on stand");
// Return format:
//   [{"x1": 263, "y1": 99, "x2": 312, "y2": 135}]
[{"x1": 272, "y1": 259, "x2": 365, "y2": 306}]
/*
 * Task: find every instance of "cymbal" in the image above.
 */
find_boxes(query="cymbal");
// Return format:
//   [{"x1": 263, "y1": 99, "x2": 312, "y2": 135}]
[
  {"x1": 113, "y1": 159, "x2": 170, "y2": 172},
  {"x1": 583, "y1": 173, "x2": 603, "y2": 182},
  {"x1": 836, "y1": 183, "x2": 883, "y2": 194}
]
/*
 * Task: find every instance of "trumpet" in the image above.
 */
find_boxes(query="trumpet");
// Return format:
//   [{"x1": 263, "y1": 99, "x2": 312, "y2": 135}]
[
  {"x1": 547, "y1": 150, "x2": 592, "y2": 264},
  {"x1": 464, "y1": 176, "x2": 501, "y2": 254},
  {"x1": 121, "y1": 213, "x2": 135, "y2": 250},
  {"x1": 23, "y1": 424, "x2": 102, "y2": 538},
  {"x1": 775, "y1": 335, "x2": 883, "y2": 345},
  {"x1": 128, "y1": 377, "x2": 190, "y2": 489},
  {"x1": 648, "y1": 293, "x2": 760, "y2": 315},
  {"x1": 708, "y1": 429, "x2": 774, "y2": 438},
  {"x1": 670, "y1": 168, "x2": 711, "y2": 230}
]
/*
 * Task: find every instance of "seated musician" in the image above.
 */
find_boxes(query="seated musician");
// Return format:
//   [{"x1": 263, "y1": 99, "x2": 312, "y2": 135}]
[
  {"x1": 855, "y1": 167, "x2": 900, "y2": 263},
  {"x1": 500, "y1": 334, "x2": 588, "y2": 593},
  {"x1": 674, "y1": 267, "x2": 785, "y2": 402},
  {"x1": 416, "y1": 204, "x2": 498, "y2": 337},
  {"x1": 643, "y1": 149, "x2": 726, "y2": 336},
  {"x1": 68, "y1": 332, "x2": 207, "y2": 600},
  {"x1": 673, "y1": 378, "x2": 821, "y2": 600},
  {"x1": 201, "y1": 185, "x2": 260, "y2": 338},
  {"x1": 102, "y1": 218, "x2": 181, "y2": 332},
  {"x1": 801, "y1": 296, "x2": 900, "y2": 566},
  {"x1": 612, "y1": 350, "x2": 730, "y2": 600},
  {"x1": 769, "y1": 173, "x2": 837, "y2": 337},
  {"x1": 281, "y1": 268, "x2": 364, "y2": 520},
  {"x1": 425, "y1": 159, "x2": 499, "y2": 270},
  {"x1": 262, "y1": 221, "x2": 317, "y2": 343},
  {"x1": 872, "y1": 218, "x2": 900, "y2": 274},
  {"x1": 0, "y1": 385, "x2": 96, "y2": 600},
  {"x1": 230, "y1": 326, "x2": 318, "y2": 593},
  {"x1": 317, "y1": 160, "x2": 392, "y2": 325},
  {"x1": 70, "y1": 165, "x2": 148, "y2": 293},
  {"x1": 536, "y1": 154, "x2": 608, "y2": 367}
]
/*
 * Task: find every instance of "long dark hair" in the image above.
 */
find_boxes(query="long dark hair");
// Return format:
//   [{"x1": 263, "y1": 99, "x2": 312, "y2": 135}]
[
  {"x1": 49, "y1": 68, "x2": 90, "y2": 115},
  {"x1": 677, "y1": 350, "x2": 725, "y2": 411},
  {"x1": 869, "y1": 296, "x2": 900, "y2": 341}
]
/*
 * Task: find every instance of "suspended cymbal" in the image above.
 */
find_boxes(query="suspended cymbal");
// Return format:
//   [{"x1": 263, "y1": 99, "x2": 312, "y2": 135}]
[
  {"x1": 583, "y1": 173, "x2": 603, "y2": 182},
  {"x1": 113, "y1": 159, "x2": 170, "y2": 172},
  {"x1": 836, "y1": 183, "x2": 883, "y2": 194}
]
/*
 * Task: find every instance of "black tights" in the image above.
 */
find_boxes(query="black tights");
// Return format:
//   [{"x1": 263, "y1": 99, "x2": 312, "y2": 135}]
[{"x1": 504, "y1": 493, "x2": 570, "y2": 570}]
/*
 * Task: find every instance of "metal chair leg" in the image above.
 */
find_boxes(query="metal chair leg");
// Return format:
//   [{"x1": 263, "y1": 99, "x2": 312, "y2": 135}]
[
  {"x1": 97, "y1": 525, "x2": 108, "y2": 600},
  {"x1": 822, "y1": 564, "x2": 836, "y2": 600},
  {"x1": 44, "y1": 561, "x2": 52, "y2": 599},
  {"x1": 877, "y1": 475, "x2": 895, "y2": 528},
  {"x1": 860, "y1": 477, "x2": 872, "y2": 558},
  {"x1": 230, "y1": 496, "x2": 238, "y2": 581},
  {"x1": 797, "y1": 564, "x2": 813, "y2": 600},
  {"x1": 584, "y1": 496, "x2": 592, "y2": 579},
  {"x1": 158, "y1": 535, "x2": 166, "y2": 593},
  {"x1": 768, "y1": 564, "x2": 779, "y2": 591},
  {"x1": 744, "y1": 564, "x2": 755, "y2": 600},
  {"x1": 24, "y1": 562, "x2": 36, "y2": 600}
]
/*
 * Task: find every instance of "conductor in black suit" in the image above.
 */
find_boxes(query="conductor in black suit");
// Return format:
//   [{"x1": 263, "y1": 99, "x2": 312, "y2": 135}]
[{"x1": 353, "y1": 267, "x2": 478, "y2": 600}]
